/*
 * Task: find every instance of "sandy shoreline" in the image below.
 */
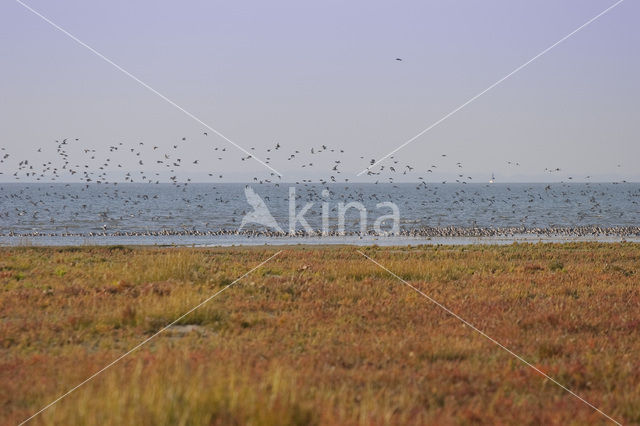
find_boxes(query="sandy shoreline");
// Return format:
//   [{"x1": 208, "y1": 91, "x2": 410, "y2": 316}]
[{"x1": 2, "y1": 226, "x2": 640, "y2": 247}]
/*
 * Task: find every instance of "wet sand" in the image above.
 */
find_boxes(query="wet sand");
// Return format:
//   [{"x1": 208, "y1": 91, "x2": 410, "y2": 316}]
[{"x1": 3, "y1": 225, "x2": 640, "y2": 246}]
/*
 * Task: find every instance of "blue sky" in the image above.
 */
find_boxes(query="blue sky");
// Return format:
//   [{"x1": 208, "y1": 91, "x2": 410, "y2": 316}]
[{"x1": 1, "y1": 0, "x2": 638, "y2": 182}]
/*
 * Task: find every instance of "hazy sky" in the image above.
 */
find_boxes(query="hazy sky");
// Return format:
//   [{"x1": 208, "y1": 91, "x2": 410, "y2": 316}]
[{"x1": 1, "y1": 0, "x2": 638, "y2": 182}]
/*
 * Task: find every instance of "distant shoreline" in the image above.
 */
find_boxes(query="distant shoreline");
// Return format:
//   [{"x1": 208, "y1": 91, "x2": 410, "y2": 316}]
[{"x1": 2, "y1": 225, "x2": 640, "y2": 247}]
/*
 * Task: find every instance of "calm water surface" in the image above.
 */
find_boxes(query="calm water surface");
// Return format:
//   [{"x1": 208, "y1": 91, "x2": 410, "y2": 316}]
[{"x1": 1, "y1": 182, "x2": 639, "y2": 245}]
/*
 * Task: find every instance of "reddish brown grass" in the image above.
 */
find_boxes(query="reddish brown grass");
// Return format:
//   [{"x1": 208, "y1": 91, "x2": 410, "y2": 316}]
[{"x1": 1, "y1": 243, "x2": 639, "y2": 425}]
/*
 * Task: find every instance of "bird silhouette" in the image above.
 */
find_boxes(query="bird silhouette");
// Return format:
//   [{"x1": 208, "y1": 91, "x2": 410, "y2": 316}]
[{"x1": 238, "y1": 186, "x2": 283, "y2": 233}]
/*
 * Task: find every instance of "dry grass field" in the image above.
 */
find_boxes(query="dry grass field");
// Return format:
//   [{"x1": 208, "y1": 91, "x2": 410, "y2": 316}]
[{"x1": 1, "y1": 243, "x2": 639, "y2": 425}]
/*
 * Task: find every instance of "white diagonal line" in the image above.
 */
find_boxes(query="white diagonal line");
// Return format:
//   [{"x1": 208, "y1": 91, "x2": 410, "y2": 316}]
[
  {"x1": 357, "y1": 0, "x2": 625, "y2": 176},
  {"x1": 19, "y1": 250, "x2": 283, "y2": 425},
  {"x1": 357, "y1": 250, "x2": 621, "y2": 425},
  {"x1": 14, "y1": 0, "x2": 282, "y2": 178}
]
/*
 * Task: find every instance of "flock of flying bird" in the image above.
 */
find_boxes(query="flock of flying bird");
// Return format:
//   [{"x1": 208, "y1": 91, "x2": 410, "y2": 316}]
[
  {"x1": 0, "y1": 133, "x2": 591, "y2": 186},
  {"x1": 0, "y1": 52, "x2": 636, "y2": 239},
  {"x1": 1, "y1": 135, "x2": 483, "y2": 186},
  {"x1": 0, "y1": 133, "x2": 638, "y2": 238}
]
